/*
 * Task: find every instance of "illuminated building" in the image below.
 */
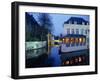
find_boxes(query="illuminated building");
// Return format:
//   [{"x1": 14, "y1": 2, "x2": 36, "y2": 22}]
[{"x1": 61, "y1": 17, "x2": 89, "y2": 53}]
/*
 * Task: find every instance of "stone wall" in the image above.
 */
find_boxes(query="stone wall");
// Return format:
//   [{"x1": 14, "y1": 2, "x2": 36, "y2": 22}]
[
  {"x1": 61, "y1": 44, "x2": 88, "y2": 53},
  {"x1": 25, "y1": 41, "x2": 47, "y2": 50}
]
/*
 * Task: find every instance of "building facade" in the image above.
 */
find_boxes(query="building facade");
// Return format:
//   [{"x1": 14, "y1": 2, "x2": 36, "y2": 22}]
[{"x1": 61, "y1": 17, "x2": 89, "y2": 53}]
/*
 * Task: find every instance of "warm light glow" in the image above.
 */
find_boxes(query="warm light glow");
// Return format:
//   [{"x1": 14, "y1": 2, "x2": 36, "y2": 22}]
[
  {"x1": 66, "y1": 38, "x2": 69, "y2": 43},
  {"x1": 62, "y1": 38, "x2": 65, "y2": 43},
  {"x1": 70, "y1": 38, "x2": 74, "y2": 43},
  {"x1": 79, "y1": 38, "x2": 82, "y2": 43},
  {"x1": 65, "y1": 61, "x2": 69, "y2": 65},
  {"x1": 83, "y1": 38, "x2": 85, "y2": 43},
  {"x1": 75, "y1": 38, "x2": 78, "y2": 43},
  {"x1": 79, "y1": 57, "x2": 82, "y2": 62}
]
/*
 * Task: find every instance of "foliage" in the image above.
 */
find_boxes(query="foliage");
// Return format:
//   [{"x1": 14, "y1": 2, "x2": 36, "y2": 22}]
[{"x1": 25, "y1": 13, "x2": 53, "y2": 42}]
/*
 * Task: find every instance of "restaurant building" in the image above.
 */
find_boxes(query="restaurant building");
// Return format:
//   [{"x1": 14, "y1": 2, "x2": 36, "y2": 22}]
[{"x1": 61, "y1": 17, "x2": 89, "y2": 53}]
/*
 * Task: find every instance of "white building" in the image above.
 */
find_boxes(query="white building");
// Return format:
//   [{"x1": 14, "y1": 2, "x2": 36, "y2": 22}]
[{"x1": 61, "y1": 17, "x2": 89, "y2": 53}]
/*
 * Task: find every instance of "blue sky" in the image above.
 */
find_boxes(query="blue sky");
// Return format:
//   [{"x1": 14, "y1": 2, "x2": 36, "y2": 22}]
[{"x1": 28, "y1": 12, "x2": 89, "y2": 36}]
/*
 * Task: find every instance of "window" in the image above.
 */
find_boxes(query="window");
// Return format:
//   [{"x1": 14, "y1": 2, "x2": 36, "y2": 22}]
[
  {"x1": 85, "y1": 30, "x2": 87, "y2": 34},
  {"x1": 83, "y1": 38, "x2": 85, "y2": 43},
  {"x1": 82, "y1": 22, "x2": 85, "y2": 25},
  {"x1": 66, "y1": 38, "x2": 69, "y2": 43},
  {"x1": 76, "y1": 29, "x2": 79, "y2": 34},
  {"x1": 69, "y1": 21, "x2": 72, "y2": 24},
  {"x1": 66, "y1": 38, "x2": 70, "y2": 47},
  {"x1": 71, "y1": 29, "x2": 74, "y2": 34},
  {"x1": 88, "y1": 29, "x2": 89, "y2": 32},
  {"x1": 74, "y1": 21, "x2": 77, "y2": 24},
  {"x1": 70, "y1": 38, "x2": 74, "y2": 46},
  {"x1": 79, "y1": 38, "x2": 82, "y2": 43},
  {"x1": 72, "y1": 21, "x2": 74, "y2": 24},
  {"x1": 87, "y1": 22, "x2": 89, "y2": 25},
  {"x1": 75, "y1": 38, "x2": 79, "y2": 46},
  {"x1": 79, "y1": 38, "x2": 82, "y2": 45},
  {"x1": 62, "y1": 38, "x2": 65, "y2": 43},
  {"x1": 67, "y1": 28, "x2": 70, "y2": 34},
  {"x1": 83, "y1": 38, "x2": 86, "y2": 45},
  {"x1": 81, "y1": 29, "x2": 84, "y2": 35}
]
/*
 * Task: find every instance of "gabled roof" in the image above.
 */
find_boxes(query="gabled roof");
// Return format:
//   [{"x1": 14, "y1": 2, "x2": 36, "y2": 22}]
[
  {"x1": 64, "y1": 17, "x2": 89, "y2": 25},
  {"x1": 26, "y1": 12, "x2": 40, "y2": 26}
]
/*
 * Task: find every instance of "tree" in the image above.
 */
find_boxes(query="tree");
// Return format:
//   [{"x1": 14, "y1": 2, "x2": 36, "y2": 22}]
[
  {"x1": 38, "y1": 13, "x2": 53, "y2": 33},
  {"x1": 38, "y1": 13, "x2": 53, "y2": 41}
]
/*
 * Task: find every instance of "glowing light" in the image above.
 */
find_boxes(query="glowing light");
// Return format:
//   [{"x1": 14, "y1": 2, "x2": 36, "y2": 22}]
[
  {"x1": 79, "y1": 38, "x2": 82, "y2": 43},
  {"x1": 83, "y1": 38, "x2": 85, "y2": 43},
  {"x1": 65, "y1": 61, "x2": 69, "y2": 65},
  {"x1": 79, "y1": 57, "x2": 82, "y2": 62},
  {"x1": 75, "y1": 38, "x2": 78, "y2": 43},
  {"x1": 66, "y1": 38, "x2": 69, "y2": 43},
  {"x1": 70, "y1": 38, "x2": 74, "y2": 43},
  {"x1": 63, "y1": 39, "x2": 64, "y2": 41}
]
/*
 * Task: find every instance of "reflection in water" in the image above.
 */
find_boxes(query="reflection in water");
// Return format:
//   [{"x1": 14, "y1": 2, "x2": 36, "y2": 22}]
[
  {"x1": 26, "y1": 46, "x2": 89, "y2": 68},
  {"x1": 26, "y1": 47, "x2": 48, "y2": 59},
  {"x1": 61, "y1": 50, "x2": 89, "y2": 66}
]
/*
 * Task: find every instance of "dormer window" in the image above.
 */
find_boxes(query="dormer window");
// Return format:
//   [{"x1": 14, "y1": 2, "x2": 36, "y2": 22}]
[
  {"x1": 82, "y1": 22, "x2": 85, "y2": 25},
  {"x1": 87, "y1": 22, "x2": 89, "y2": 25},
  {"x1": 74, "y1": 21, "x2": 77, "y2": 24},
  {"x1": 69, "y1": 21, "x2": 72, "y2": 24}
]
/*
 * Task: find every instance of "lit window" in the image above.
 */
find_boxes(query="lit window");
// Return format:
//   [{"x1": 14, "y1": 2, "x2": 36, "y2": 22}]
[
  {"x1": 75, "y1": 38, "x2": 79, "y2": 46},
  {"x1": 83, "y1": 38, "x2": 85, "y2": 43},
  {"x1": 65, "y1": 61, "x2": 69, "y2": 65},
  {"x1": 75, "y1": 38, "x2": 78, "y2": 43},
  {"x1": 79, "y1": 38, "x2": 82, "y2": 43},
  {"x1": 70, "y1": 60, "x2": 73, "y2": 64},
  {"x1": 79, "y1": 38, "x2": 83, "y2": 46},
  {"x1": 83, "y1": 38, "x2": 86, "y2": 45},
  {"x1": 75, "y1": 58, "x2": 78, "y2": 63},
  {"x1": 70, "y1": 38, "x2": 74, "y2": 43},
  {"x1": 66, "y1": 38, "x2": 70, "y2": 47},
  {"x1": 62, "y1": 38, "x2": 65, "y2": 43},
  {"x1": 79, "y1": 57, "x2": 82, "y2": 62},
  {"x1": 70, "y1": 38, "x2": 75, "y2": 46},
  {"x1": 66, "y1": 38, "x2": 69, "y2": 43}
]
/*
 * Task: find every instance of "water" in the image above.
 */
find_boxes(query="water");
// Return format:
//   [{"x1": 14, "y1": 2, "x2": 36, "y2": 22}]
[{"x1": 26, "y1": 46, "x2": 89, "y2": 68}]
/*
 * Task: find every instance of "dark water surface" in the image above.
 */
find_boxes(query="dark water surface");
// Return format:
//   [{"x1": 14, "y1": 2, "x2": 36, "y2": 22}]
[{"x1": 26, "y1": 46, "x2": 89, "y2": 68}]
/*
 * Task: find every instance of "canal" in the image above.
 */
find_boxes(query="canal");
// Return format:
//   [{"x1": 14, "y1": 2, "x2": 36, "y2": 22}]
[{"x1": 26, "y1": 46, "x2": 89, "y2": 68}]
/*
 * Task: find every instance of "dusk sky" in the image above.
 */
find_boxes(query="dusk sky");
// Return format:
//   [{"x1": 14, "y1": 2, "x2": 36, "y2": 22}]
[{"x1": 28, "y1": 12, "x2": 89, "y2": 36}]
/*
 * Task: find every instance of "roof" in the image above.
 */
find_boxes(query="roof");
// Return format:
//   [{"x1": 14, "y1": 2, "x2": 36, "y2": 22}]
[
  {"x1": 64, "y1": 17, "x2": 89, "y2": 25},
  {"x1": 26, "y1": 12, "x2": 40, "y2": 26}
]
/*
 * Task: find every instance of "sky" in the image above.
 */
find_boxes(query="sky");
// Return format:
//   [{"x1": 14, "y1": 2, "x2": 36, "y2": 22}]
[{"x1": 28, "y1": 12, "x2": 89, "y2": 36}]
